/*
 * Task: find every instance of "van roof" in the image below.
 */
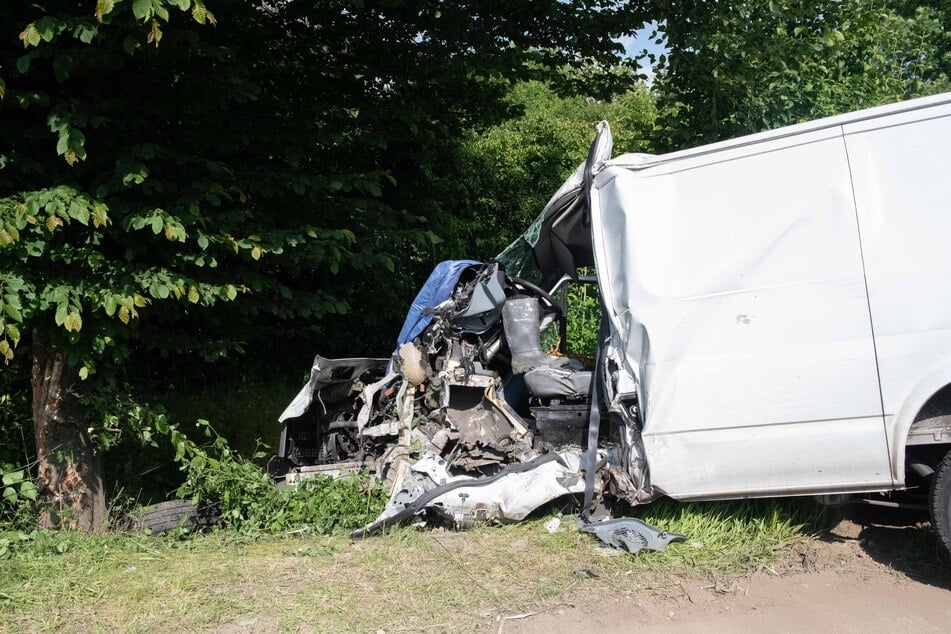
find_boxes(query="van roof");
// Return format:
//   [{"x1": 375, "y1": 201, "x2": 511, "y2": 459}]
[{"x1": 613, "y1": 90, "x2": 951, "y2": 170}]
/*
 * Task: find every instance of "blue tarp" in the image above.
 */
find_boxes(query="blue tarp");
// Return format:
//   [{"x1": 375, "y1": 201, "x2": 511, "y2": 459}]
[{"x1": 395, "y1": 260, "x2": 480, "y2": 349}]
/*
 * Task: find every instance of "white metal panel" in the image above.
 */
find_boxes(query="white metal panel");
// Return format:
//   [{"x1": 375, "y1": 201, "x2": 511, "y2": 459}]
[
  {"x1": 591, "y1": 130, "x2": 891, "y2": 498},
  {"x1": 642, "y1": 416, "x2": 890, "y2": 499},
  {"x1": 610, "y1": 91, "x2": 951, "y2": 174},
  {"x1": 844, "y1": 103, "x2": 951, "y2": 479}
]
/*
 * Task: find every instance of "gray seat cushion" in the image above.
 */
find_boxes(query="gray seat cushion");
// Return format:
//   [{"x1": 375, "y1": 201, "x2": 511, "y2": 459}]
[{"x1": 524, "y1": 367, "x2": 592, "y2": 400}]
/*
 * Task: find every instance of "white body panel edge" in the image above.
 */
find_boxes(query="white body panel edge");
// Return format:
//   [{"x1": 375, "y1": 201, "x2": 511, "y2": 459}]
[{"x1": 588, "y1": 92, "x2": 951, "y2": 500}]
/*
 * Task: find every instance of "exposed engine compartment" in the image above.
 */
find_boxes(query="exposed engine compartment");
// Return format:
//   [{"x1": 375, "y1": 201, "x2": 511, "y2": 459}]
[{"x1": 269, "y1": 261, "x2": 649, "y2": 536}]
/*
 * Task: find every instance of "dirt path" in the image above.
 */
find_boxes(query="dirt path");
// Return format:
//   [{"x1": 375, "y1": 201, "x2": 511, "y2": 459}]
[{"x1": 505, "y1": 512, "x2": 951, "y2": 634}]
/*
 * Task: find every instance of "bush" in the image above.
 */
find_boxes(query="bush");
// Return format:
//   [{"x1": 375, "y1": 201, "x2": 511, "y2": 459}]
[{"x1": 157, "y1": 418, "x2": 386, "y2": 535}]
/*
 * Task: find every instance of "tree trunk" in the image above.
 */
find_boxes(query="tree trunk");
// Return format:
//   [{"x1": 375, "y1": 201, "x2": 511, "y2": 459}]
[{"x1": 31, "y1": 330, "x2": 107, "y2": 531}]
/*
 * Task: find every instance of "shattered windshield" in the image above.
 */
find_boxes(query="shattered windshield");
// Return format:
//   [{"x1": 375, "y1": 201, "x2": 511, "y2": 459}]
[{"x1": 494, "y1": 212, "x2": 545, "y2": 285}]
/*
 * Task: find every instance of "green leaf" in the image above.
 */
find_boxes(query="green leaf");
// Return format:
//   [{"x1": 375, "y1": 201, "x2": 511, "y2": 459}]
[
  {"x1": 154, "y1": 3, "x2": 170, "y2": 22},
  {"x1": 5, "y1": 303, "x2": 23, "y2": 323},
  {"x1": 95, "y1": 0, "x2": 116, "y2": 22},
  {"x1": 192, "y1": 1, "x2": 208, "y2": 24},
  {"x1": 5, "y1": 324, "x2": 21, "y2": 346},
  {"x1": 2, "y1": 470, "x2": 24, "y2": 486},
  {"x1": 74, "y1": 23, "x2": 98, "y2": 44},
  {"x1": 16, "y1": 54, "x2": 31, "y2": 74},
  {"x1": 2, "y1": 487, "x2": 15, "y2": 504},
  {"x1": 54, "y1": 302, "x2": 68, "y2": 326},
  {"x1": 103, "y1": 295, "x2": 117, "y2": 317},
  {"x1": 151, "y1": 216, "x2": 164, "y2": 234},
  {"x1": 56, "y1": 133, "x2": 69, "y2": 156},
  {"x1": 19, "y1": 481, "x2": 37, "y2": 501},
  {"x1": 68, "y1": 200, "x2": 90, "y2": 225},
  {"x1": 35, "y1": 17, "x2": 61, "y2": 43},
  {"x1": 19, "y1": 23, "x2": 41, "y2": 48},
  {"x1": 132, "y1": 0, "x2": 153, "y2": 21},
  {"x1": 225, "y1": 285, "x2": 237, "y2": 301}
]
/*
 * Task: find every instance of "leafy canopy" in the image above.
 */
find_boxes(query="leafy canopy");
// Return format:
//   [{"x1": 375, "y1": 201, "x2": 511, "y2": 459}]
[
  {"x1": 1, "y1": 0, "x2": 650, "y2": 378},
  {"x1": 648, "y1": 0, "x2": 951, "y2": 149}
]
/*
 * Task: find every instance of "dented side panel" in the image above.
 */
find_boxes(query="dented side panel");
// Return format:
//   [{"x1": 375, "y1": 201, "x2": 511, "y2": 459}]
[{"x1": 592, "y1": 128, "x2": 892, "y2": 498}]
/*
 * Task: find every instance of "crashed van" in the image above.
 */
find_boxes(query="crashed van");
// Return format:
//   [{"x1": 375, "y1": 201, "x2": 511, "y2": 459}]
[{"x1": 271, "y1": 91, "x2": 951, "y2": 554}]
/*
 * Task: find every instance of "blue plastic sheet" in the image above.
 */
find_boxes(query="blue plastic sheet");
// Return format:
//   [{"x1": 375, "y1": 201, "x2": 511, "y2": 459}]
[{"x1": 395, "y1": 260, "x2": 480, "y2": 349}]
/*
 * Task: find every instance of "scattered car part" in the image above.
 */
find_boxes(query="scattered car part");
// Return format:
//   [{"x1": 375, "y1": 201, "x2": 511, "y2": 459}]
[
  {"x1": 351, "y1": 449, "x2": 598, "y2": 537},
  {"x1": 580, "y1": 517, "x2": 687, "y2": 554}
]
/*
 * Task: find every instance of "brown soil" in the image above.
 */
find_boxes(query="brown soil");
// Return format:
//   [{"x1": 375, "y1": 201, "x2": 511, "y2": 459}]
[{"x1": 502, "y1": 509, "x2": 951, "y2": 634}]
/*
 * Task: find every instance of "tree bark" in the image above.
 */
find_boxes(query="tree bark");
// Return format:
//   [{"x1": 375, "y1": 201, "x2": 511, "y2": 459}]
[{"x1": 31, "y1": 329, "x2": 107, "y2": 531}]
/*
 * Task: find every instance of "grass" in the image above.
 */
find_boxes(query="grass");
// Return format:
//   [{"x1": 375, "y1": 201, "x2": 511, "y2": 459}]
[{"x1": 0, "y1": 498, "x2": 834, "y2": 633}]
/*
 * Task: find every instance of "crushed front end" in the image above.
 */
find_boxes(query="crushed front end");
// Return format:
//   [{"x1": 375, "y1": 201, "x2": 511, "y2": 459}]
[
  {"x1": 269, "y1": 259, "x2": 651, "y2": 536},
  {"x1": 270, "y1": 122, "x2": 669, "y2": 549}
]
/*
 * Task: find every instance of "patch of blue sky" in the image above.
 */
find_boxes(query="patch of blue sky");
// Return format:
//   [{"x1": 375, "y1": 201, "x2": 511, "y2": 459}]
[{"x1": 616, "y1": 20, "x2": 667, "y2": 85}]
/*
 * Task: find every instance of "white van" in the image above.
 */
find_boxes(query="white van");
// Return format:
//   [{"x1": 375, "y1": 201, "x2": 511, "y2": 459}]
[{"x1": 276, "y1": 92, "x2": 951, "y2": 554}]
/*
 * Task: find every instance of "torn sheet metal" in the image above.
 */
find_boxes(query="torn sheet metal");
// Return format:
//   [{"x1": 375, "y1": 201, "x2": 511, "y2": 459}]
[
  {"x1": 278, "y1": 357, "x2": 387, "y2": 423},
  {"x1": 580, "y1": 517, "x2": 686, "y2": 554},
  {"x1": 272, "y1": 122, "x2": 662, "y2": 535},
  {"x1": 274, "y1": 226, "x2": 645, "y2": 533},
  {"x1": 352, "y1": 449, "x2": 598, "y2": 537}
]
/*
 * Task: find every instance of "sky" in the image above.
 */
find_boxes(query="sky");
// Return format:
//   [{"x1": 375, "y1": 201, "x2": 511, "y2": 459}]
[{"x1": 617, "y1": 21, "x2": 667, "y2": 84}]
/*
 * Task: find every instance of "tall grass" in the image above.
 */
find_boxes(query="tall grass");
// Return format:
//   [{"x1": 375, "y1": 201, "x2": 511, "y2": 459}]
[{"x1": 0, "y1": 497, "x2": 837, "y2": 632}]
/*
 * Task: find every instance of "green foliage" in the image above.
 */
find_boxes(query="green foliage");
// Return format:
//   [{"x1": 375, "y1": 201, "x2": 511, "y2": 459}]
[
  {"x1": 1, "y1": 2, "x2": 650, "y2": 489},
  {"x1": 0, "y1": 366, "x2": 37, "y2": 532},
  {"x1": 155, "y1": 418, "x2": 386, "y2": 534},
  {"x1": 0, "y1": 2, "x2": 651, "y2": 531},
  {"x1": 158, "y1": 377, "x2": 298, "y2": 460},
  {"x1": 0, "y1": 465, "x2": 39, "y2": 531},
  {"x1": 0, "y1": 529, "x2": 70, "y2": 560},
  {"x1": 425, "y1": 81, "x2": 657, "y2": 262},
  {"x1": 565, "y1": 280, "x2": 601, "y2": 360},
  {"x1": 651, "y1": 0, "x2": 951, "y2": 149}
]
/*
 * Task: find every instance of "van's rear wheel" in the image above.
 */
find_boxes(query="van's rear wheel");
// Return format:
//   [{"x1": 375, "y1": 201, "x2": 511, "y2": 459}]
[{"x1": 929, "y1": 448, "x2": 951, "y2": 558}]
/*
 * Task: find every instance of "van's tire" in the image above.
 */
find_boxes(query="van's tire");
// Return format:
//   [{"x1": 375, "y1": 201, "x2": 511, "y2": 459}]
[
  {"x1": 130, "y1": 500, "x2": 219, "y2": 534},
  {"x1": 929, "y1": 448, "x2": 951, "y2": 559}
]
